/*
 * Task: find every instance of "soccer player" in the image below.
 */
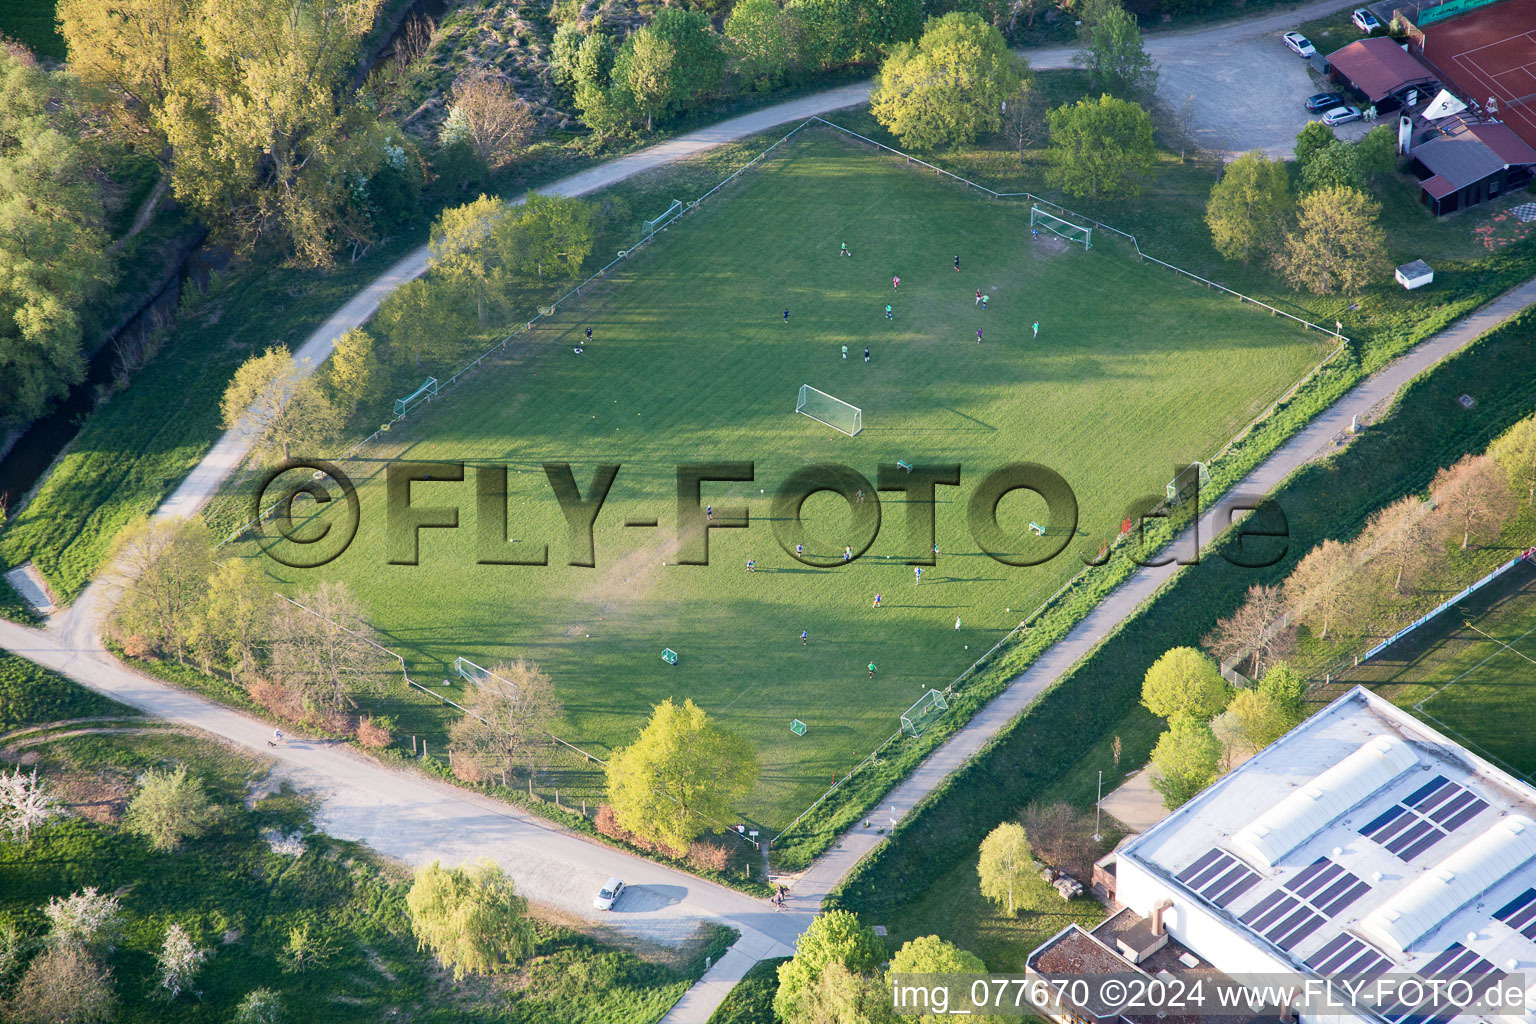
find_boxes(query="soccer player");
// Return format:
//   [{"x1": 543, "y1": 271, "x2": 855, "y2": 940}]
[
  {"x1": 954, "y1": 255, "x2": 960, "y2": 272},
  {"x1": 801, "y1": 630, "x2": 808, "y2": 645},
  {"x1": 975, "y1": 289, "x2": 982, "y2": 305},
  {"x1": 796, "y1": 543, "x2": 804, "y2": 558},
  {"x1": 977, "y1": 328, "x2": 983, "y2": 344},
  {"x1": 841, "y1": 242, "x2": 850, "y2": 257},
  {"x1": 746, "y1": 559, "x2": 756, "y2": 571},
  {"x1": 981, "y1": 294, "x2": 989, "y2": 310},
  {"x1": 585, "y1": 326, "x2": 592, "y2": 342},
  {"x1": 914, "y1": 566, "x2": 923, "y2": 585},
  {"x1": 885, "y1": 304, "x2": 893, "y2": 320},
  {"x1": 1032, "y1": 321, "x2": 1040, "y2": 339},
  {"x1": 841, "y1": 345, "x2": 848, "y2": 360},
  {"x1": 892, "y1": 275, "x2": 900, "y2": 290},
  {"x1": 867, "y1": 662, "x2": 877, "y2": 679},
  {"x1": 783, "y1": 308, "x2": 790, "y2": 324},
  {"x1": 873, "y1": 593, "x2": 882, "y2": 607},
  {"x1": 706, "y1": 505, "x2": 713, "y2": 521},
  {"x1": 864, "y1": 347, "x2": 870, "y2": 363},
  {"x1": 843, "y1": 546, "x2": 853, "y2": 562},
  {"x1": 1031, "y1": 227, "x2": 1039, "y2": 239},
  {"x1": 955, "y1": 616, "x2": 962, "y2": 630}
]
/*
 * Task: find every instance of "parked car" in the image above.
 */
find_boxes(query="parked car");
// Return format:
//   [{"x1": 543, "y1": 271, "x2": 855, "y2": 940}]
[
  {"x1": 1284, "y1": 31, "x2": 1316, "y2": 57},
  {"x1": 1306, "y1": 92, "x2": 1346, "y2": 112},
  {"x1": 1322, "y1": 104, "x2": 1363, "y2": 125},
  {"x1": 593, "y1": 877, "x2": 626, "y2": 911},
  {"x1": 1352, "y1": 7, "x2": 1383, "y2": 32}
]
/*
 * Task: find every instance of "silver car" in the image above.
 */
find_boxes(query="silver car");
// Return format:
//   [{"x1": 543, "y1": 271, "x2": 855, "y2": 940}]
[
  {"x1": 593, "y1": 877, "x2": 625, "y2": 911},
  {"x1": 1322, "y1": 105, "x2": 1363, "y2": 125},
  {"x1": 1284, "y1": 31, "x2": 1316, "y2": 57}
]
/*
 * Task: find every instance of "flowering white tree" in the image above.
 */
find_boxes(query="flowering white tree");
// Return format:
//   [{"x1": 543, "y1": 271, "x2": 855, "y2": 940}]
[
  {"x1": 0, "y1": 766, "x2": 61, "y2": 842},
  {"x1": 156, "y1": 923, "x2": 206, "y2": 998},
  {"x1": 44, "y1": 887, "x2": 124, "y2": 952}
]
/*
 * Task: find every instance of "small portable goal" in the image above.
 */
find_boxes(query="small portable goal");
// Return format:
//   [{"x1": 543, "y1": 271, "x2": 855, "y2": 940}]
[
  {"x1": 796, "y1": 384, "x2": 862, "y2": 436},
  {"x1": 642, "y1": 200, "x2": 685, "y2": 237},
  {"x1": 454, "y1": 656, "x2": 520, "y2": 698},
  {"x1": 901, "y1": 689, "x2": 949, "y2": 738},
  {"x1": 1165, "y1": 461, "x2": 1211, "y2": 506},
  {"x1": 395, "y1": 376, "x2": 439, "y2": 416},
  {"x1": 1030, "y1": 206, "x2": 1092, "y2": 250}
]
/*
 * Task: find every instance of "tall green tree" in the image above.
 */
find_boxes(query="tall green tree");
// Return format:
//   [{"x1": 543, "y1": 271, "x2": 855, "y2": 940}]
[
  {"x1": 1299, "y1": 140, "x2": 1366, "y2": 192},
  {"x1": 429, "y1": 195, "x2": 505, "y2": 321},
  {"x1": 124, "y1": 765, "x2": 217, "y2": 851},
  {"x1": 1046, "y1": 93, "x2": 1155, "y2": 198},
  {"x1": 1141, "y1": 646, "x2": 1230, "y2": 722},
  {"x1": 1489, "y1": 414, "x2": 1536, "y2": 505},
  {"x1": 0, "y1": 52, "x2": 113, "y2": 428},
  {"x1": 220, "y1": 345, "x2": 341, "y2": 464},
  {"x1": 888, "y1": 937, "x2": 996, "y2": 1024},
  {"x1": 726, "y1": 0, "x2": 804, "y2": 91},
  {"x1": 406, "y1": 859, "x2": 534, "y2": 980},
  {"x1": 615, "y1": 28, "x2": 676, "y2": 132},
  {"x1": 1072, "y1": 0, "x2": 1155, "y2": 95},
  {"x1": 1150, "y1": 716, "x2": 1222, "y2": 808},
  {"x1": 1293, "y1": 120, "x2": 1337, "y2": 166},
  {"x1": 1272, "y1": 185, "x2": 1388, "y2": 295},
  {"x1": 977, "y1": 821, "x2": 1034, "y2": 914},
  {"x1": 871, "y1": 13, "x2": 1024, "y2": 151},
  {"x1": 1205, "y1": 150, "x2": 1292, "y2": 262},
  {"x1": 56, "y1": 0, "x2": 195, "y2": 140},
  {"x1": 774, "y1": 911, "x2": 886, "y2": 1023},
  {"x1": 323, "y1": 327, "x2": 382, "y2": 419},
  {"x1": 605, "y1": 698, "x2": 758, "y2": 852},
  {"x1": 496, "y1": 193, "x2": 595, "y2": 280},
  {"x1": 787, "y1": 0, "x2": 922, "y2": 69},
  {"x1": 196, "y1": 558, "x2": 274, "y2": 681},
  {"x1": 106, "y1": 517, "x2": 213, "y2": 662}
]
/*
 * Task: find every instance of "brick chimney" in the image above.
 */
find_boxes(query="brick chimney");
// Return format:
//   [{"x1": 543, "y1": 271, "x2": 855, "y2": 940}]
[{"x1": 1150, "y1": 899, "x2": 1173, "y2": 936}]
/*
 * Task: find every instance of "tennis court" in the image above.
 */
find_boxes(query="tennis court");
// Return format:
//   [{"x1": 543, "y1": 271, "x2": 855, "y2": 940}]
[{"x1": 1420, "y1": 0, "x2": 1536, "y2": 148}]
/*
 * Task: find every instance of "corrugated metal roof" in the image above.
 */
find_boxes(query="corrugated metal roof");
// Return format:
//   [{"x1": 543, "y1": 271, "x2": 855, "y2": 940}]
[
  {"x1": 1415, "y1": 133, "x2": 1507, "y2": 189},
  {"x1": 1326, "y1": 37, "x2": 1437, "y2": 102}
]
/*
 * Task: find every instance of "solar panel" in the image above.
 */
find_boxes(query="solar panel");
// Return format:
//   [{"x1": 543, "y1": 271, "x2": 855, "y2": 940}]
[
  {"x1": 1177, "y1": 849, "x2": 1260, "y2": 908},
  {"x1": 1360, "y1": 776, "x2": 1488, "y2": 861},
  {"x1": 1307, "y1": 934, "x2": 1390, "y2": 975},
  {"x1": 1378, "y1": 943, "x2": 1504, "y2": 1024},
  {"x1": 1494, "y1": 887, "x2": 1536, "y2": 939},
  {"x1": 1241, "y1": 892, "x2": 1325, "y2": 951},
  {"x1": 1285, "y1": 857, "x2": 1371, "y2": 917}
]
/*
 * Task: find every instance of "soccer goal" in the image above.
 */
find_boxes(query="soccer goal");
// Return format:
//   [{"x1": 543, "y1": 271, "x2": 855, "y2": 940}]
[
  {"x1": 642, "y1": 200, "x2": 685, "y2": 237},
  {"x1": 1030, "y1": 206, "x2": 1092, "y2": 250},
  {"x1": 901, "y1": 689, "x2": 949, "y2": 738},
  {"x1": 796, "y1": 385, "x2": 862, "y2": 436},
  {"x1": 394, "y1": 376, "x2": 439, "y2": 417},
  {"x1": 1166, "y1": 461, "x2": 1211, "y2": 505},
  {"x1": 453, "y1": 656, "x2": 520, "y2": 698}
]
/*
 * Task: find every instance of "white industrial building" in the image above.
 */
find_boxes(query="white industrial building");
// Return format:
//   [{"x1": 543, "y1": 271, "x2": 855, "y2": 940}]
[{"x1": 1027, "y1": 686, "x2": 1536, "y2": 1024}]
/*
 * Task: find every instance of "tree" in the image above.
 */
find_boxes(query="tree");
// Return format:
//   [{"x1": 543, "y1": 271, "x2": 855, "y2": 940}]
[
  {"x1": 787, "y1": 0, "x2": 923, "y2": 70},
  {"x1": 781, "y1": 963, "x2": 896, "y2": 1024},
  {"x1": 1431, "y1": 453, "x2": 1516, "y2": 550},
  {"x1": 1046, "y1": 93, "x2": 1155, "y2": 198},
  {"x1": 1205, "y1": 151, "x2": 1292, "y2": 262},
  {"x1": 0, "y1": 914, "x2": 27, "y2": 988},
  {"x1": 373, "y1": 276, "x2": 471, "y2": 368},
  {"x1": 726, "y1": 0, "x2": 804, "y2": 91},
  {"x1": 276, "y1": 922, "x2": 337, "y2": 974},
  {"x1": 576, "y1": 31, "x2": 618, "y2": 89},
  {"x1": 1489, "y1": 415, "x2": 1536, "y2": 506},
  {"x1": 156, "y1": 0, "x2": 393, "y2": 266},
  {"x1": 1284, "y1": 538, "x2": 1355, "y2": 640},
  {"x1": 871, "y1": 13, "x2": 1023, "y2": 151},
  {"x1": 550, "y1": 24, "x2": 586, "y2": 92},
  {"x1": 774, "y1": 910, "x2": 886, "y2": 1022},
  {"x1": 1299, "y1": 140, "x2": 1366, "y2": 193},
  {"x1": 1294, "y1": 120, "x2": 1337, "y2": 166},
  {"x1": 1354, "y1": 124, "x2": 1397, "y2": 176},
  {"x1": 647, "y1": 8, "x2": 728, "y2": 110},
  {"x1": 0, "y1": 766, "x2": 61, "y2": 843},
  {"x1": 616, "y1": 27, "x2": 677, "y2": 132},
  {"x1": 1227, "y1": 685, "x2": 1301, "y2": 752},
  {"x1": 444, "y1": 71, "x2": 535, "y2": 170},
  {"x1": 1257, "y1": 662, "x2": 1308, "y2": 721},
  {"x1": 155, "y1": 923, "x2": 205, "y2": 998},
  {"x1": 1357, "y1": 496, "x2": 1431, "y2": 593},
  {"x1": 1023, "y1": 801, "x2": 1102, "y2": 879},
  {"x1": 233, "y1": 989, "x2": 284, "y2": 1024},
  {"x1": 3, "y1": 946, "x2": 115, "y2": 1024},
  {"x1": 977, "y1": 821, "x2": 1035, "y2": 914},
  {"x1": 269, "y1": 581, "x2": 391, "y2": 713},
  {"x1": 1001, "y1": 81, "x2": 1047, "y2": 164},
  {"x1": 1072, "y1": 0, "x2": 1155, "y2": 95},
  {"x1": 324, "y1": 328, "x2": 382, "y2": 420},
  {"x1": 429, "y1": 195, "x2": 506, "y2": 321},
  {"x1": 196, "y1": 558, "x2": 273, "y2": 680},
  {"x1": 604, "y1": 697, "x2": 758, "y2": 853},
  {"x1": 220, "y1": 346, "x2": 341, "y2": 465},
  {"x1": 125, "y1": 765, "x2": 217, "y2": 851},
  {"x1": 448, "y1": 660, "x2": 563, "y2": 786},
  {"x1": 43, "y1": 888, "x2": 123, "y2": 953},
  {"x1": 1150, "y1": 716, "x2": 1222, "y2": 809},
  {"x1": 888, "y1": 937, "x2": 993, "y2": 1024},
  {"x1": 1203, "y1": 584, "x2": 1296, "y2": 678},
  {"x1": 1272, "y1": 186, "x2": 1389, "y2": 295},
  {"x1": 106, "y1": 516, "x2": 213, "y2": 662},
  {"x1": 495, "y1": 193, "x2": 595, "y2": 280},
  {"x1": 1141, "y1": 647, "x2": 1229, "y2": 722},
  {"x1": 406, "y1": 859, "x2": 534, "y2": 979},
  {"x1": 0, "y1": 52, "x2": 114, "y2": 429},
  {"x1": 56, "y1": 0, "x2": 195, "y2": 137}
]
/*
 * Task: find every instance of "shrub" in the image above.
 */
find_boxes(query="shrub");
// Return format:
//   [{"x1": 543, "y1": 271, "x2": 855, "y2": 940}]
[
  {"x1": 355, "y1": 716, "x2": 394, "y2": 749},
  {"x1": 687, "y1": 840, "x2": 731, "y2": 873},
  {"x1": 248, "y1": 680, "x2": 303, "y2": 721},
  {"x1": 124, "y1": 765, "x2": 217, "y2": 852}
]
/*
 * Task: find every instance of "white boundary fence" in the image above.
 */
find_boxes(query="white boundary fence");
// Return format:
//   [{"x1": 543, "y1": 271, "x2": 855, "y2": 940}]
[{"x1": 1356, "y1": 549, "x2": 1536, "y2": 665}]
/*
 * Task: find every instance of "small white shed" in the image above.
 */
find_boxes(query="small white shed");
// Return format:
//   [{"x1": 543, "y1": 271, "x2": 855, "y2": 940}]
[{"x1": 1395, "y1": 259, "x2": 1434, "y2": 290}]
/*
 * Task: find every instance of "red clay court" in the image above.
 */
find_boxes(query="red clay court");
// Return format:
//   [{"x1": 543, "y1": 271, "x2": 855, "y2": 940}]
[{"x1": 1417, "y1": 0, "x2": 1536, "y2": 148}]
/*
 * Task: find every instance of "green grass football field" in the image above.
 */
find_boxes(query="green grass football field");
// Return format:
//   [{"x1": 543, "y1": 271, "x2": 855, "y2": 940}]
[
  {"x1": 239, "y1": 130, "x2": 1330, "y2": 829},
  {"x1": 1330, "y1": 555, "x2": 1536, "y2": 782}
]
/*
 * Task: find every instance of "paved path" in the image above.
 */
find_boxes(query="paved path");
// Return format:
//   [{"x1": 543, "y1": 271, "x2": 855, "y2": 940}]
[{"x1": 780, "y1": 277, "x2": 1536, "y2": 922}]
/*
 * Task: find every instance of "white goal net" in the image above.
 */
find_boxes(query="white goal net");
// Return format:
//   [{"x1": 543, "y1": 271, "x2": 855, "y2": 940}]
[
  {"x1": 1031, "y1": 206, "x2": 1093, "y2": 250},
  {"x1": 797, "y1": 385, "x2": 862, "y2": 436}
]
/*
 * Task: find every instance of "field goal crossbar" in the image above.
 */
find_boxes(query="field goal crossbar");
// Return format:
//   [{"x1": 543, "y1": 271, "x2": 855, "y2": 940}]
[
  {"x1": 642, "y1": 200, "x2": 685, "y2": 237},
  {"x1": 796, "y1": 384, "x2": 863, "y2": 436},
  {"x1": 394, "y1": 376, "x2": 439, "y2": 416},
  {"x1": 901, "y1": 689, "x2": 949, "y2": 738},
  {"x1": 1031, "y1": 206, "x2": 1092, "y2": 249}
]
